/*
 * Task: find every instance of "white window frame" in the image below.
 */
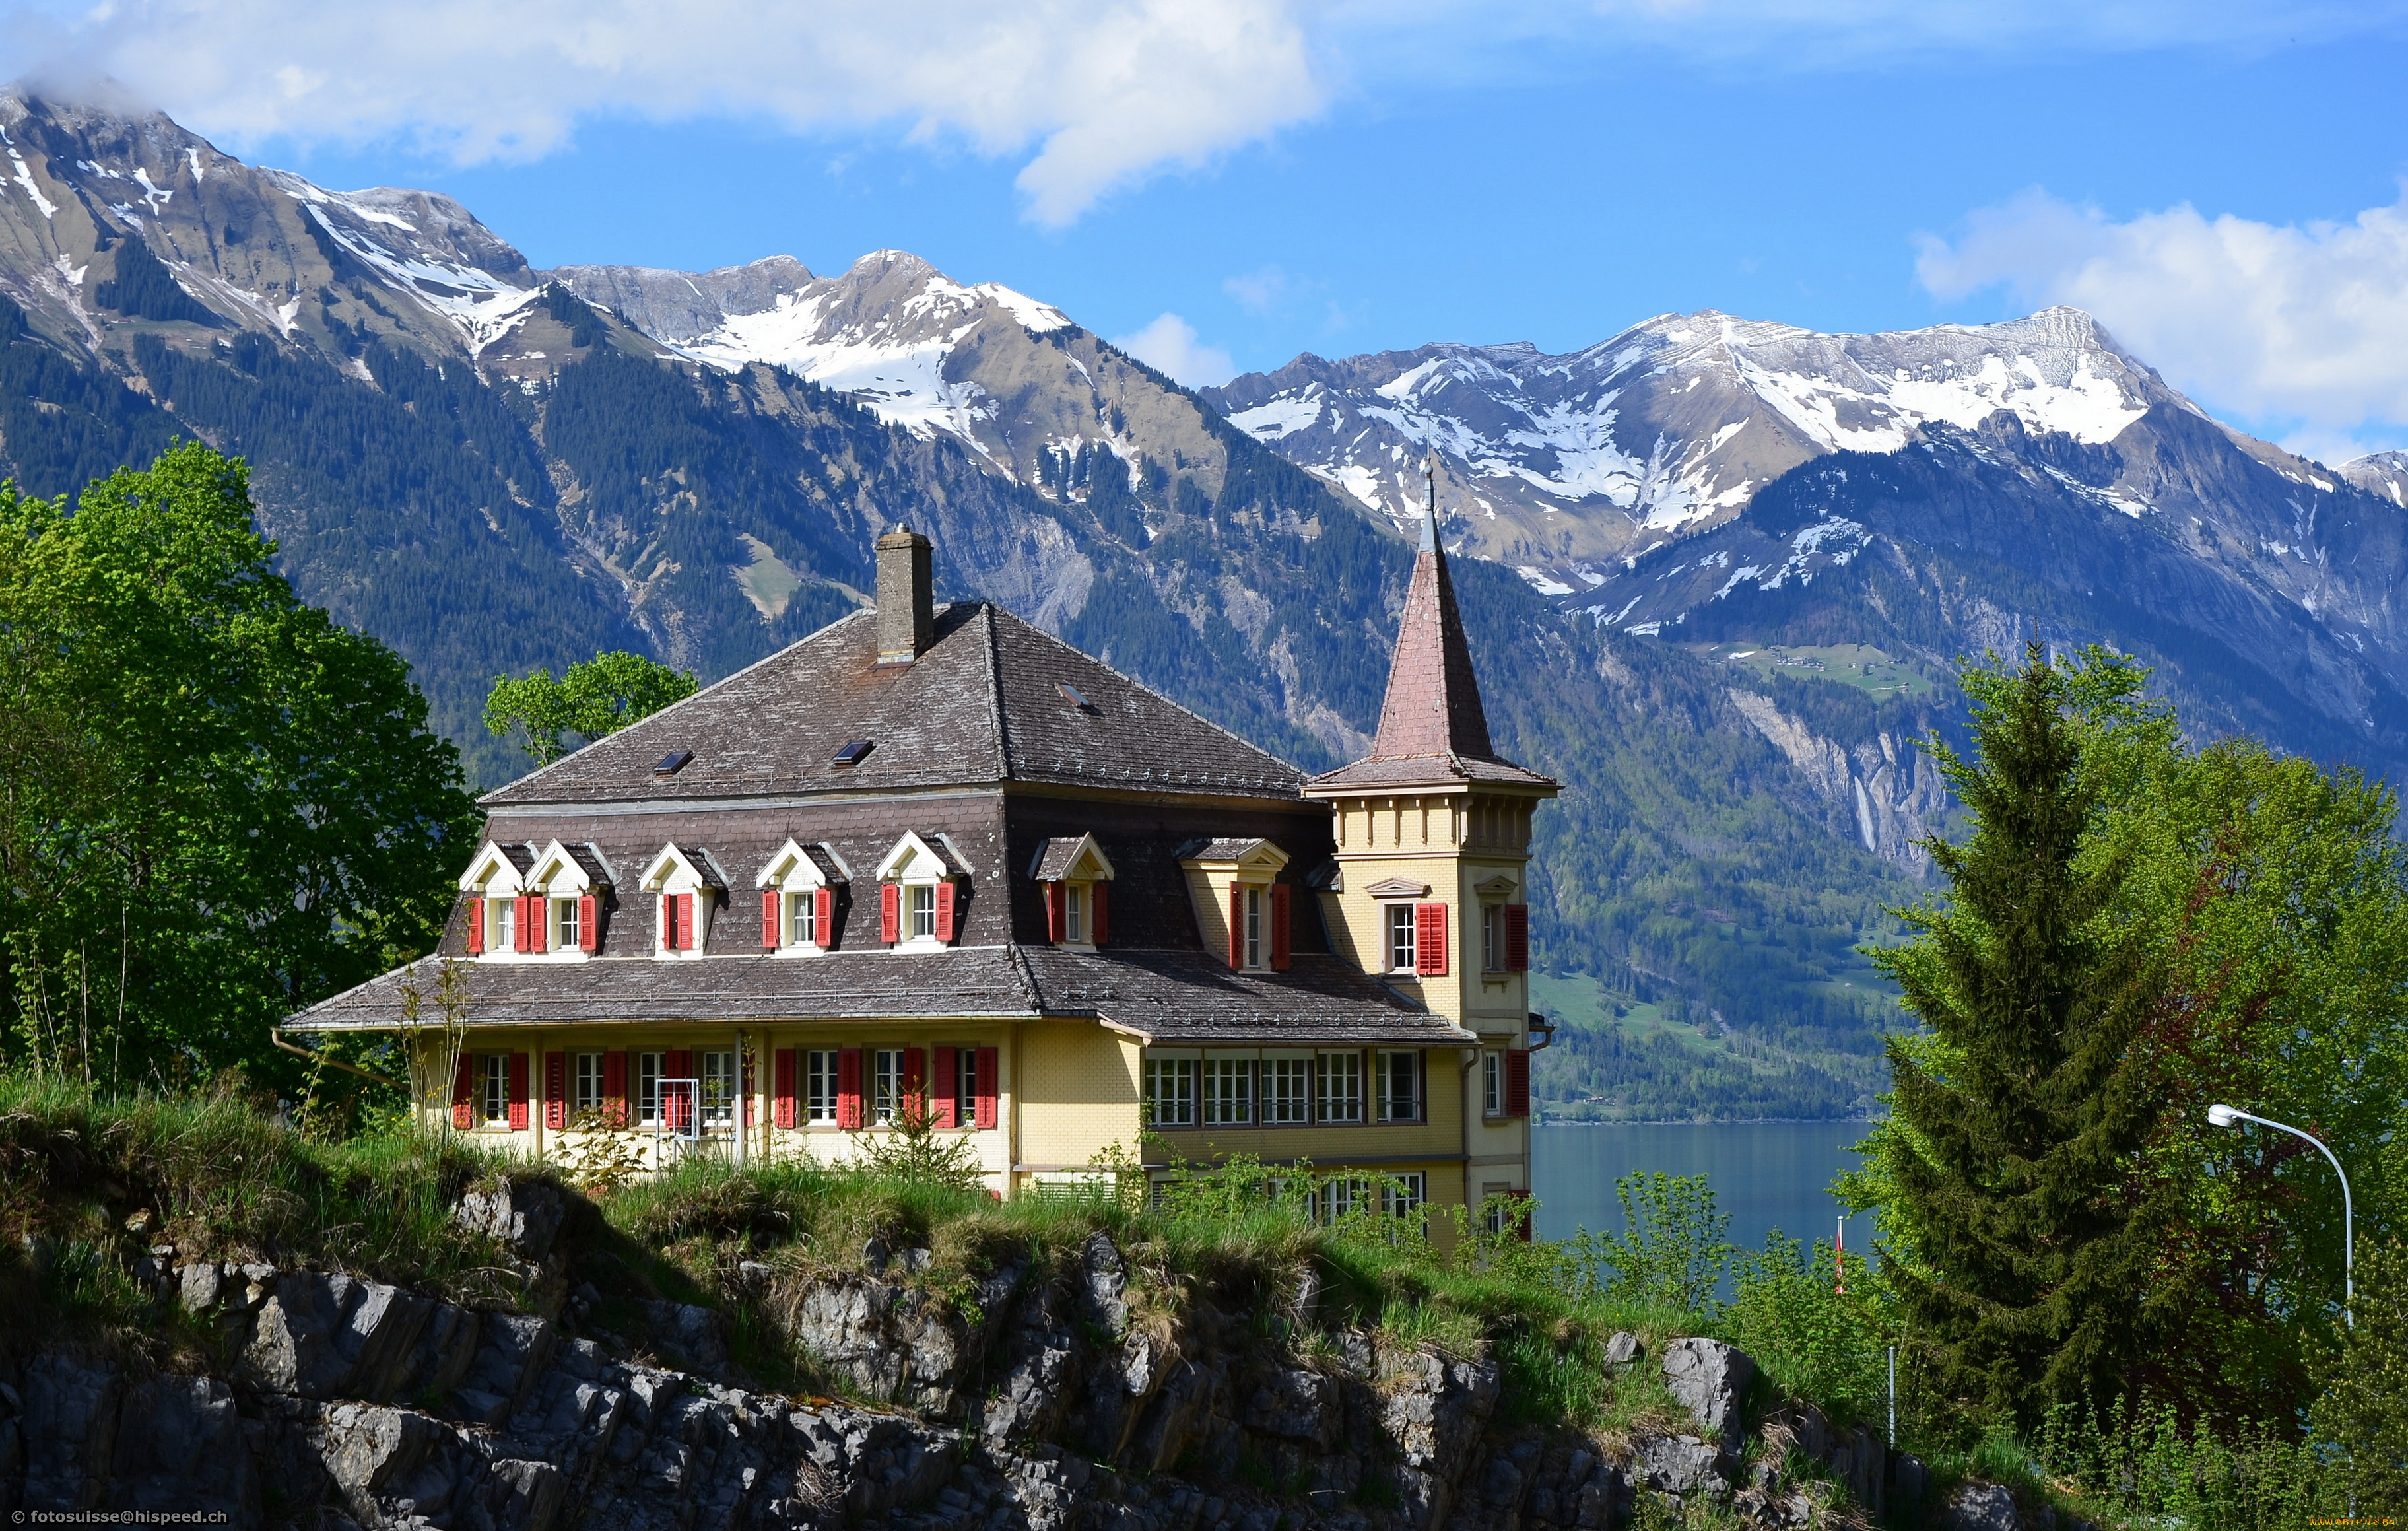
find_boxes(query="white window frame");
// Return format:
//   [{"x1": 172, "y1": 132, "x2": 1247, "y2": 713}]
[
  {"x1": 1376, "y1": 1050, "x2": 1422, "y2": 1124},
  {"x1": 554, "y1": 896, "x2": 582, "y2": 953},
  {"x1": 1146, "y1": 1055, "x2": 1198, "y2": 1128},
  {"x1": 700, "y1": 1050, "x2": 737, "y2": 1128},
  {"x1": 757, "y1": 838, "x2": 842, "y2": 955},
  {"x1": 908, "y1": 884, "x2": 937, "y2": 941},
  {"x1": 1263, "y1": 1052, "x2": 1312, "y2": 1126},
  {"x1": 1316, "y1": 1050, "x2": 1364, "y2": 1124},
  {"x1": 574, "y1": 1052, "x2": 604, "y2": 1116},
  {"x1": 479, "y1": 1053, "x2": 509, "y2": 1126},
  {"x1": 786, "y1": 891, "x2": 818, "y2": 948},
  {"x1": 805, "y1": 1050, "x2": 839, "y2": 1125},
  {"x1": 1386, "y1": 904, "x2": 1417, "y2": 973},
  {"x1": 872, "y1": 1048, "x2": 905, "y2": 1126},
  {"x1": 1244, "y1": 886, "x2": 1265, "y2": 969},
  {"x1": 1483, "y1": 1051, "x2": 1503, "y2": 1118},
  {"x1": 952, "y1": 1047, "x2": 979, "y2": 1128},
  {"x1": 635, "y1": 1051, "x2": 665, "y2": 1126},
  {"x1": 493, "y1": 898, "x2": 517, "y2": 955},
  {"x1": 1202, "y1": 1056, "x2": 1252, "y2": 1126},
  {"x1": 1321, "y1": 1176, "x2": 1369, "y2": 1223},
  {"x1": 1482, "y1": 904, "x2": 1502, "y2": 973},
  {"x1": 1065, "y1": 883, "x2": 1085, "y2": 944},
  {"x1": 1383, "y1": 1172, "x2": 1428, "y2": 1221}
]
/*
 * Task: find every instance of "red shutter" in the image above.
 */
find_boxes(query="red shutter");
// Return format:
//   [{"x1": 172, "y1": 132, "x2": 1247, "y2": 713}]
[
  {"x1": 508, "y1": 1053, "x2": 530, "y2": 1130},
  {"x1": 658, "y1": 895, "x2": 672, "y2": 951},
  {"x1": 838, "y1": 1048, "x2": 865, "y2": 1128},
  {"x1": 532, "y1": 897, "x2": 551, "y2": 953},
  {"x1": 513, "y1": 896, "x2": 532, "y2": 953},
  {"x1": 813, "y1": 888, "x2": 834, "y2": 948},
  {"x1": 451, "y1": 1054, "x2": 474, "y2": 1130},
  {"x1": 1271, "y1": 884, "x2": 1292, "y2": 970},
  {"x1": 1092, "y1": 883, "x2": 1109, "y2": 947},
  {"x1": 545, "y1": 1052, "x2": 565, "y2": 1130},
  {"x1": 465, "y1": 897, "x2": 485, "y2": 955},
  {"x1": 741, "y1": 1048, "x2": 755, "y2": 1130},
  {"x1": 903, "y1": 1047, "x2": 925, "y2": 1125},
  {"x1": 665, "y1": 1049, "x2": 694, "y2": 1129},
  {"x1": 1506, "y1": 1049, "x2": 1531, "y2": 1118},
  {"x1": 603, "y1": 1051, "x2": 628, "y2": 1129},
  {"x1": 762, "y1": 889, "x2": 782, "y2": 949},
  {"x1": 1505, "y1": 904, "x2": 1529, "y2": 972},
  {"x1": 578, "y1": 894, "x2": 599, "y2": 951},
  {"x1": 1415, "y1": 903, "x2": 1448, "y2": 976},
  {"x1": 974, "y1": 1047, "x2": 999, "y2": 1130},
  {"x1": 935, "y1": 880, "x2": 956, "y2": 942},
  {"x1": 774, "y1": 1048, "x2": 797, "y2": 1129},
  {"x1": 933, "y1": 1047, "x2": 958, "y2": 1129},
  {"x1": 1046, "y1": 881, "x2": 1066, "y2": 942},
  {"x1": 1228, "y1": 885, "x2": 1245, "y2": 969},
  {"x1": 880, "y1": 883, "x2": 900, "y2": 944},
  {"x1": 677, "y1": 893, "x2": 696, "y2": 951}
]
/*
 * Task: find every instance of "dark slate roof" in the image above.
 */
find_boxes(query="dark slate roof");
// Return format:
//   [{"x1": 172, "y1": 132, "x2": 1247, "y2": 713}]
[
  {"x1": 284, "y1": 946, "x2": 1461, "y2": 1048},
  {"x1": 1020, "y1": 950, "x2": 1471, "y2": 1047},
  {"x1": 1306, "y1": 752, "x2": 1556, "y2": 792},
  {"x1": 564, "y1": 844, "x2": 615, "y2": 885},
  {"x1": 482, "y1": 603, "x2": 1306, "y2": 807},
  {"x1": 1176, "y1": 837, "x2": 1273, "y2": 861}
]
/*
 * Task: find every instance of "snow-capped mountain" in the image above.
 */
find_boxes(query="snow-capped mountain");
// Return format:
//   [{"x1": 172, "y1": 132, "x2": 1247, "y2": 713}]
[{"x1": 2341, "y1": 450, "x2": 2408, "y2": 508}]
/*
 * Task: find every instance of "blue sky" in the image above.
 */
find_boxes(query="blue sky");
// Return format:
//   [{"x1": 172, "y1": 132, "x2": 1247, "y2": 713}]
[{"x1": 12, "y1": 1, "x2": 2408, "y2": 457}]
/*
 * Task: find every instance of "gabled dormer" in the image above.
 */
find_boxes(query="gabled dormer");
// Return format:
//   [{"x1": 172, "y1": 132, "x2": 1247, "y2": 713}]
[
  {"x1": 756, "y1": 838, "x2": 849, "y2": 955},
  {"x1": 640, "y1": 844, "x2": 725, "y2": 958},
  {"x1": 1030, "y1": 834, "x2": 1116, "y2": 949},
  {"x1": 874, "y1": 831, "x2": 970, "y2": 950},
  {"x1": 461, "y1": 842, "x2": 533, "y2": 956},
  {"x1": 1178, "y1": 838, "x2": 1292, "y2": 972}
]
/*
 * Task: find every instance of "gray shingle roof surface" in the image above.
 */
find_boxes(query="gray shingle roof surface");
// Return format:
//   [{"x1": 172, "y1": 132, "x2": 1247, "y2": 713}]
[
  {"x1": 482, "y1": 603, "x2": 1304, "y2": 807},
  {"x1": 286, "y1": 945, "x2": 1459, "y2": 1047}
]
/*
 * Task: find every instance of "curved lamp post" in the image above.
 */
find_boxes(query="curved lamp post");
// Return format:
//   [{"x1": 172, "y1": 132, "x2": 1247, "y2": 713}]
[{"x1": 2208, "y1": 1103, "x2": 2353, "y2": 1328}]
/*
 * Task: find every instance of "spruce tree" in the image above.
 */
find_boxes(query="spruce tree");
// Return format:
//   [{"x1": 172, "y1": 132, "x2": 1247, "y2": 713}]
[{"x1": 1873, "y1": 643, "x2": 2172, "y2": 1425}]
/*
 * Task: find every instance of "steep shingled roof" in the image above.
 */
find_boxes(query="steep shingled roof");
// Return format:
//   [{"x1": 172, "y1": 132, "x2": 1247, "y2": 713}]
[
  {"x1": 483, "y1": 603, "x2": 1306, "y2": 807},
  {"x1": 1309, "y1": 502, "x2": 1556, "y2": 794}
]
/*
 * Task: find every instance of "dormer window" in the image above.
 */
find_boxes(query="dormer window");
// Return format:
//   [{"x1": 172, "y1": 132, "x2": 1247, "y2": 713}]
[
  {"x1": 756, "y1": 838, "x2": 847, "y2": 955},
  {"x1": 461, "y1": 840, "x2": 605, "y2": 960},
  {"x1": 874, "y1": 831, "x2": 966, "y2": 950},
  {"x1": 640, "y1": 844, "x2": 724, "y2": 959},
  {"x1": 1176, "y1": 838, "x2": 1290, "y2": 972},
  {"x1": 1031, "y1": 834, "x2": 1116, "y2": 949}
]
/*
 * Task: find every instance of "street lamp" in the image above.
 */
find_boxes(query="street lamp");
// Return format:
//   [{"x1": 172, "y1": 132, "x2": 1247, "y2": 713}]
[{"x1": 2207, "y1": 1103, "x2": 2353, "y2": 1327}]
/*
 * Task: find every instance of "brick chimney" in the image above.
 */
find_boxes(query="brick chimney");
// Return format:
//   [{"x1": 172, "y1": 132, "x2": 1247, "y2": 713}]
[{"x1": 875, "y1": 526, "x2": 935, "y2": 664}]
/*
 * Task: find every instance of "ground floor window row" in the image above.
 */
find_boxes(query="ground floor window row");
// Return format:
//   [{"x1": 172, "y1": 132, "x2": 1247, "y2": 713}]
[
  {"x1": 1143, "y1": 1048, "x2": 1432, "y2": 1128},
  {"x1": 448, "y1": 1044, "x2": 1000, "y2": 1133}
]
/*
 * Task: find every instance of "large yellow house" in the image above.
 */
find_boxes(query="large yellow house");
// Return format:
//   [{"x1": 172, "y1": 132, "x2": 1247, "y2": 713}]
[{"x1": 288, "y1": 506, "x2": 1558, "y2": 1225}]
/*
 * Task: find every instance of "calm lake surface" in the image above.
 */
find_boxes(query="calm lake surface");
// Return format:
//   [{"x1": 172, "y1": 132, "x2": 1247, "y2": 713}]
[{"x1": 1530, "y1": 1122, "x2": 1872, "y2": 1268}]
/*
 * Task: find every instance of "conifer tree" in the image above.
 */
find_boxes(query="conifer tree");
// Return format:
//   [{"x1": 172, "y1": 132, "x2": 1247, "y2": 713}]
[{"x1": 1872, "y1": 643, "x2": 2172, "y2": 1425}]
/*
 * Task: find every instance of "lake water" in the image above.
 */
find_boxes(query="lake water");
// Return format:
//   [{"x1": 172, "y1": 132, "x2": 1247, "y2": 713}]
[{"x1": 1530, "y1": 1122, "x2": 1872, "y2": 1271}]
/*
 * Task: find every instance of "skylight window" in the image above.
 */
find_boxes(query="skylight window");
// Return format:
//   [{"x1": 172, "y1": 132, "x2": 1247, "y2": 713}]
[
  {"x1": 1057, "y1": 682, "x2": 1097, "y2": 712},
  {"x1": 653, "y1": 751, "x2": 694, "y2": 776},
  {"x1": 832, "y1": 740, "x2": 875, "y2": 768}
]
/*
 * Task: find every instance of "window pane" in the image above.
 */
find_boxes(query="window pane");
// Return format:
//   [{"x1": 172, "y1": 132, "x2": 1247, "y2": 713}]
[
  {"x1": 558, "y1": 898, "x2": 580, "y2": 950},
  {"x1": 873, "y1": 1049, "x2": 904, "y2": 1124},
  {"x1": 1483, "y1": 1052, "x2": 1501, "y2": 1116},
  {"x1": 1483, "y1": 905, "x2": 1500, "y2": 971},
  {"x1": 807, "y1": 1051, "x2": 838, "y2": 1123},
  {"x1": 1067, "y1": 885, "x2": 1083, "y2": 943},
  {"x1": 637, "y1": 1052, "x2": 663, "y2": 1124},
  {"x1": 1388, "y1": 906, "x2": 1415, "y2": 971},
  {"x1": 1203, "y1": 1058, "x2": 1252, "y2": 1126},
  {"x1": 909, "y1": 885, "x2": 935, "y2": 937},
  {"x1": 1384, "y1": 1172, "x2": 1427, "y2": 1219},
  {"x1": 1316, "y1": 1051, "x2": 1362, "y2": 1123},
  {"x1": 1244, "y1": 887, "x2": 1262, "y2": 968},
  {"x1": 1378, "y1": 1051, "x2": 1420, "y2": 1122},
  {"x1": 956, "y1": 1048, "x2": 978, "y2": 1124},
  {"x1": 575, "y1": 1053, "x2": 602, "y2": 1113},
  {"x1": 481, "y1": 1054, "x2": 508, "y2": 1124},
  {"x1": 1146, "y1": 1058, "x2": 1196, "y2": 1128},
  {"x1": 702, "y1": 1050, "x2": 736, "y2": 1126},
  {"x1": 1264, "y1": 1057, "x2": 1311, "y2": 1125}
]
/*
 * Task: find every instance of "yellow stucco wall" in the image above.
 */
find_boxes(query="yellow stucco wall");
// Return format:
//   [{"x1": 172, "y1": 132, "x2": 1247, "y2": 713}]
[{"x1": 1013, "y1": 1021, "x2": 1143, "y2": 1173}]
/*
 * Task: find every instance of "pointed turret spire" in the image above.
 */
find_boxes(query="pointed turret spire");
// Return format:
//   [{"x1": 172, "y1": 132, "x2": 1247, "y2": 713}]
[{"x1": 1366, "y1": 454, "x2": 1495, "y2": 763}]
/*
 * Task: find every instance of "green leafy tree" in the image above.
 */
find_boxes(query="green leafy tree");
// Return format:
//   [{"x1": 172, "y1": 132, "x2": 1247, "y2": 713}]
[
  {"x1": 1865, "y1": 642, "x2": 2174, "y2": 1427},
  {"x1": 0, "y1": 442, "x2": 477, "y2": 1087},
  {"x1": 1566, "y1": 1171, "x2": 1734, "y2": 1310},
  {"x1": 2312, "y1": 1239, "x2": 2408, "y2": 1516},
  {"x1": 484, "y1": 650, "x2": 698, "y2": 766}
]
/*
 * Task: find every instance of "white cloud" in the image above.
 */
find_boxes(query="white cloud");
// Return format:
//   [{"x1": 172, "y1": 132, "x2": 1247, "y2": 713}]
[
  {"x1": 1110, "y1": 312, "x2": 1236, "y2": 386},
  {"x1": 1917, "y1": 187, "x2": 2408, "y2": 459},
  {"x1": 4, "y1": 0, "x2": 1326, "y2": 226},
  {"x1": 1224, "y1": 264, "x2": 1290, "y2": 314}
]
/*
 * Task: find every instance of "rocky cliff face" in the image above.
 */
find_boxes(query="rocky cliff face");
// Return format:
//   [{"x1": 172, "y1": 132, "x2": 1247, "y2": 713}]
[{"x1": 3, "y1": 1180, "x2": 1927, "y2": 1531}]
